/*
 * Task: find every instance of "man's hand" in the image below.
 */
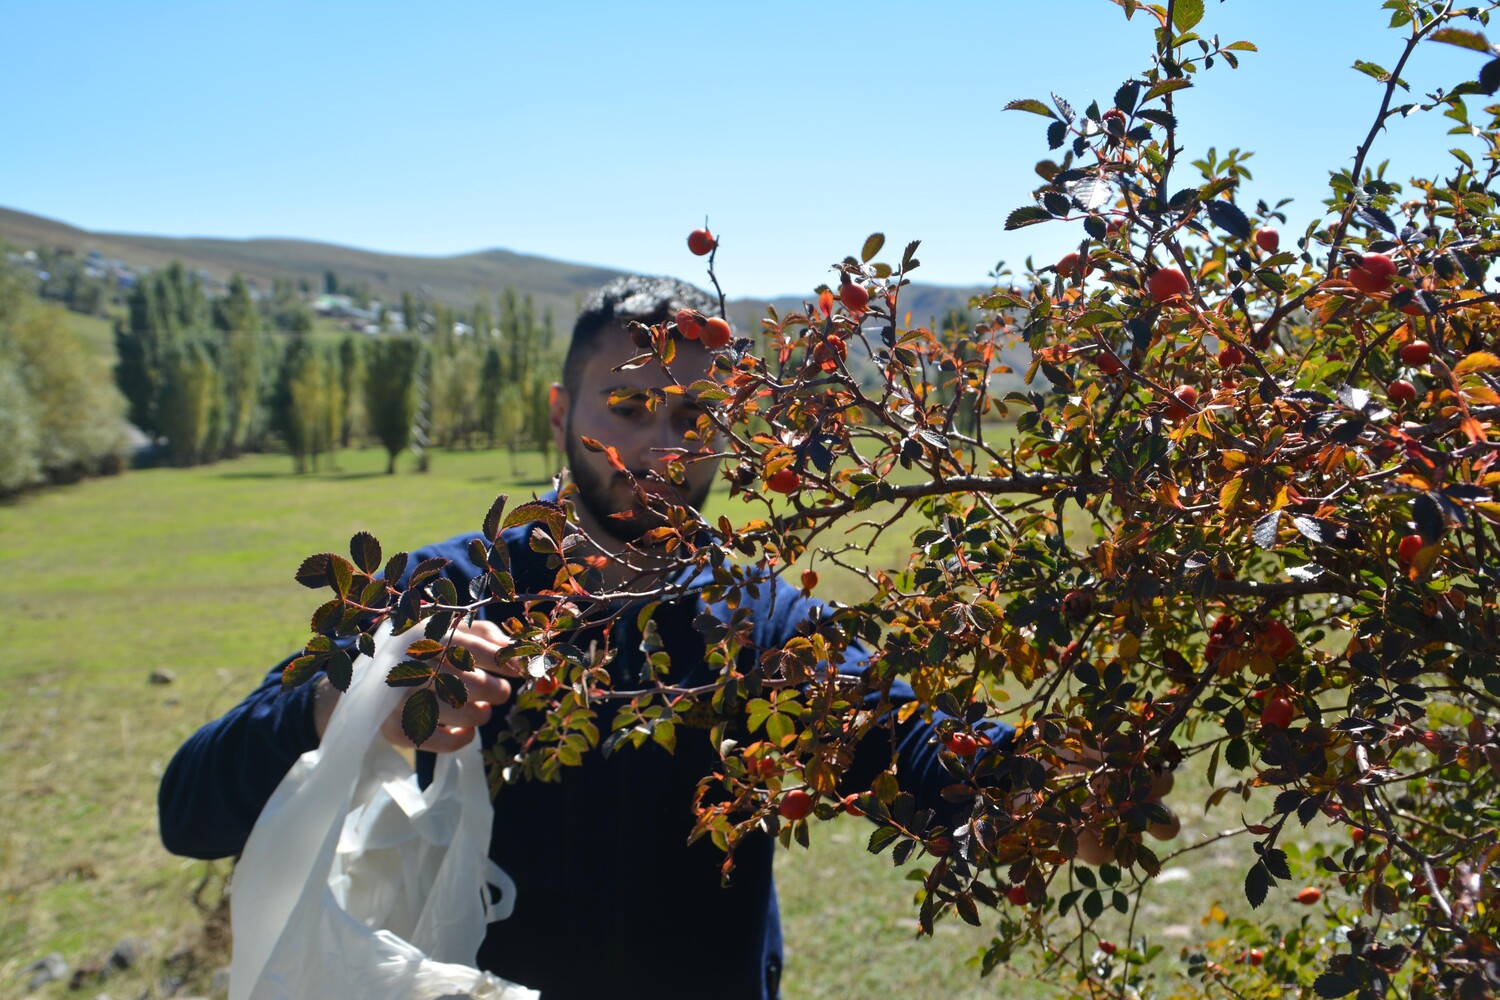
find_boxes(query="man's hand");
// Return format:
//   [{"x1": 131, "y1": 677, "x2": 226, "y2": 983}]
[
  {"x1": 1038, "y1": 744, "x2": 1180, "y2": 866},
  {"x1": 1074, "y1": 767, "x2": 1180, "y2": 866},
  {"x1": 312, "y1": 618, "x2": 522, "y2": 752}
]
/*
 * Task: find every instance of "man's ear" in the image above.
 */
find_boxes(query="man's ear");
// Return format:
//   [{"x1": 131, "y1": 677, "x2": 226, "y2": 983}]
[{"x1": 549, "y1": 383, "x2": 569, "y2": 455}]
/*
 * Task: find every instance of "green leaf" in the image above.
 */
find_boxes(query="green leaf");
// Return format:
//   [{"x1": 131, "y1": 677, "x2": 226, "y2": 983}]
[
  {"x1": 1205, "y1": 199, "x2": 1252, "y2": 240},
  {"x1": 1172, "y1": 0, "x2": 1204, "y2": 31},
  {"x1": 1225, "y1": 40, "x2": 1258, "y2": 52},
  {"x1": 281, "y1": 654, "x2": 322, "y2": 688},
  {"x1": 766, "y1": 712, "x2": 796, "y2": 746},
  {"x1": 1003, "y1": 98, "x2": 1056, "y2": 119},
  {"x1": 1114, "y1": 80, "x2": 1141, "y2": 114},
  {"x1": 482, "y1": 493, "x2": 509, "y2": 541},
  {"x1": 1313, "y1": 971, "x2": 1359, "y2": 998},
  {"x1": 955, "y1": 893, "x2": 981, "y2": 926},
  {"x1": 1353, "y1": 60, "x2": 1409, "y2": 90},
  {"x1": 1143, "y1": 78, "x2": 1193, "y2": 101},
  {"x1": 405, "y1": 638, "x2": 447, "y2": 660},
  {"x1": 861, "y1": 233, "x2": 886, "y2": 263},
  {"x1": 295, "y1": 553, "x2": 335, "y2": 589},
  {"x1": 652, "y1": 720, "x2": 677, "y2": 753},
  {"x1": 434, "y1": 672, "x2": 468, "y2": 708},
  {"x1": 687, "y1": 379, "x2": 728, "y2": 402},
  {"x1": 1481, "y1": 57, "x2": 1500, "y2": 95},
  {"x1": 310, "y1": 598, "x2": 344, "y2": 636},
  {"x1": 1226, "y1": 737, "x2": 1250, "y2": 771},
  {"x1": 1005, "y1": 206, "x2": 1053, "y2": 230},
  {"x1": 1430, "y1": 27, "x2": 1492, "y2": 53},
  {"x1": 325, "y1": 648, "x2": 353, "y2": 692},
  {"x1": 868, "y1": 825, "x2": 900, "y2": 854},
  {"x1": 503, "y1": 499, "x2": 567, "y2": 539},
  {"x1": 349, "y1": 531, "x2": 382, "y2": 575},
  {"x1": 1244, "y1": 861, "x2": 1270, "y2": 908},
  {"x1": 387, "y1": 659, "x2": 434, "y2": 686},
  {"x1": 401, "y1": 689, "x2": 440, "y2": 746},
  {"x1": 746, "y1": 698, "x2": 773, "y2": 733}
]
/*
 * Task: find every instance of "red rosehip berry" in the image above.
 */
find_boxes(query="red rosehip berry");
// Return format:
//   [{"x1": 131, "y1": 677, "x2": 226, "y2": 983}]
[
  {"x1": 839, "y1": 281, "x2": 870, "y2": 313},
  {"x1": 766, "y1": 469, "x2": 801, "y2": 494},
  {"x1": 1349, "y1": 252, "x2": 1396, "y2": 295},
  {"x1": 1399, "y1": 340, "x2": 1432, "y2": 366},
  {"x1": 778, "y1": 789, "x2": 813, "y2": 821},
  {"x1": 701, "y1": 316, "x2": 733, "y2": 350},
  {"x1": 1146, "y1": 267, "x2": 1191, "y2": 304},
  {"x1": 1165, "y1": 384, "x2": 1198, "y2": 422},
  {"x1": 945, "y1": 732, "x2": 979, "y2": 757},
  {"x1": 1259, "y1": 696, "x2": 1295, "y2": 729},
  {"x1": 687, "y1": 228, "x2": 716, "y2": 256},
  {"x1": 674, "y1": 308, "x2": 703, "y2": 340}
]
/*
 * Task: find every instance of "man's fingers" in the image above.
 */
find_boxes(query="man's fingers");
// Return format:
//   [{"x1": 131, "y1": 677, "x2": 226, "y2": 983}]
[
  {"x1": 443, "y1": 623, "x2": 525, "y2": 678},
  {"x1": 464, "y1": 618, "x2": 509, "y2": 644},
  {"x1": 452, "y1": 666, "x2": 512, "y2": 707},
  {"x1": 379, "y1": 716, "x2": 479, "y2": 753}
]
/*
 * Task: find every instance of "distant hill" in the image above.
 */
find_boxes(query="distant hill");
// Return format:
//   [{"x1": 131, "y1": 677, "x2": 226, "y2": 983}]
[{"x1": 0, "y1": 205, "x2": 1002, "y2": 335}]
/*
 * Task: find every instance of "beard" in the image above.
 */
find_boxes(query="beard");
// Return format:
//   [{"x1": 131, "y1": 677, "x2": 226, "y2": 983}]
[{"x1": 564, "y1": 417, "x2": 713, "y2": 545}]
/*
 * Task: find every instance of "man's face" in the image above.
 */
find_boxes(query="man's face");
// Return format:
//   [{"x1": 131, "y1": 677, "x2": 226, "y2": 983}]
[{"x1": 552, "y1": 325, "x2": 720, "y2": 544}]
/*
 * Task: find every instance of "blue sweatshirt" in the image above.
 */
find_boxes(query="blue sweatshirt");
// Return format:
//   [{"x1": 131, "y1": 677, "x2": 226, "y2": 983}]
[{"x1": 158, "y1": 515, "x2": 1011, "y2": 999}]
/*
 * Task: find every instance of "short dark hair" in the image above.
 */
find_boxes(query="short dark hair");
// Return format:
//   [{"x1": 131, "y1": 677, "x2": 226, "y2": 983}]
[{"x1": 562, "y1": 275, "x2": 715, "y2": 391}]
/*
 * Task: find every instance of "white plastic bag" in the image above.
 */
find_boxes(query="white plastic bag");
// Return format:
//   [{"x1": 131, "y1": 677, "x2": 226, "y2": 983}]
[{"x1": 229, "y1": 622, "x2": 538, "y2": 1000}]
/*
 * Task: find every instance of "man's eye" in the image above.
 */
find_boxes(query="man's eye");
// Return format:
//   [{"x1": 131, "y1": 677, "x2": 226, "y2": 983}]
[{"x1": 610, "y1": 405, "x2": 640, "y2": 419}]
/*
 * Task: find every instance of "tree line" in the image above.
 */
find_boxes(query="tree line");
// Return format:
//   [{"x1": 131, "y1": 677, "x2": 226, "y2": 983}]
[
  {"x1": 0, "y1": 261, "x2": 130, "y2": 495},
  {"x1": 112, "y1": 262, "x2": 559, "y2": 474}
]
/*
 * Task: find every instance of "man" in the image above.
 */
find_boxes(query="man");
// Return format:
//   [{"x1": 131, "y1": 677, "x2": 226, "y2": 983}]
[{"x1": 159, "y1": 275, "x2": 1164, "y2": 998}]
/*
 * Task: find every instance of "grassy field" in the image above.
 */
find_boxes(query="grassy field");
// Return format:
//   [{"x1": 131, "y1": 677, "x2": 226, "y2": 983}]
[{"x1": 0, "y1": 446, "x2": 1333, "y2": 999}]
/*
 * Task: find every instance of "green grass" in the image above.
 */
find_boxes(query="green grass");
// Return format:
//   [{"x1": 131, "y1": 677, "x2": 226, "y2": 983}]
[
  {"x1": 60, "y1": 310, "x2": 116, "y2": 358},
  {"x1": 0, "y1": 445, "x2": 1336, "y2": 999}
]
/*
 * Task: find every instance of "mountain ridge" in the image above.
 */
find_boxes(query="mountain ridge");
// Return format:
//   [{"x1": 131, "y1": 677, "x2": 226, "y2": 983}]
[{"x1": 0, "y1": 204, "x2": 994, "y2": 333}]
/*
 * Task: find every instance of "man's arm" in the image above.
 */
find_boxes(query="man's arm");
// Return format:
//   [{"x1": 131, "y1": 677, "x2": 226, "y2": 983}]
[
  {"x1": 157, "y1": 531, "x2": 515, "y2": 860},
  {"x1": 157, "y1": 657, "x2": 324, "y2": 859}
]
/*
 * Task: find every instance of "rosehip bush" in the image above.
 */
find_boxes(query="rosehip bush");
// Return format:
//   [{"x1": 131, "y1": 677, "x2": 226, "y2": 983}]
[{"x1": 286, "y1": 2, "x2": 1500, "y2": 996}]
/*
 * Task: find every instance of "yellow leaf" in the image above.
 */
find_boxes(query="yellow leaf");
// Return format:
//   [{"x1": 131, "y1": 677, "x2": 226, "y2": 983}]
[
  {"x1": 1221, "y1": 449, "x2": 1250, "y2": 470},
  {"x1": 1454, "y1": 352, "x2": 1500, "y2": 376},
  {"x1": 1220, "y1": 476, "x2": 1245, "y2": 512}
]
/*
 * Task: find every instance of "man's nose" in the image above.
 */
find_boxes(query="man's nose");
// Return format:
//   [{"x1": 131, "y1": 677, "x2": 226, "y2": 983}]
[{"x1": 633, "y1": 412, "x2": 686, "y2": 469}]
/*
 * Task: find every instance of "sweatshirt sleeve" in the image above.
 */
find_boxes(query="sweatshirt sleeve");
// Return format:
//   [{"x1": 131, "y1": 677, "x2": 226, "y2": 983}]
[
  {"x1": 157, "y1": 658, "x2": 323, "y2": 859},
  {"x1": 157, "y1": 532, "x2": 492, "y2": 860}
]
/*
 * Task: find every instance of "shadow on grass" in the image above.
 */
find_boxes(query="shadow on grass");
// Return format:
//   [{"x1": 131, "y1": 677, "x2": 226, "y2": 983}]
[
  {"x1": 471, "y1": 475, "x2": 554, "y2": 486},
  {"x1": 214, "y1": 470, "x2": 392, "y2": 481}
]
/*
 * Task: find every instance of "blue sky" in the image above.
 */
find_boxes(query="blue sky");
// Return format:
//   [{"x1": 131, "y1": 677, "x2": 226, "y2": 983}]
[{"x1": 2, "y1": 2, "x2": 1492, "y2": 297}]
